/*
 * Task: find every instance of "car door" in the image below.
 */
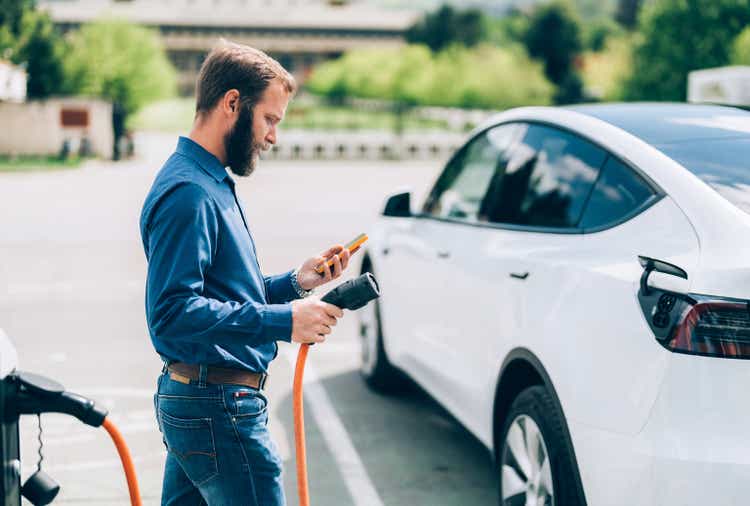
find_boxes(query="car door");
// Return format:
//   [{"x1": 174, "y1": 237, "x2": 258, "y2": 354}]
[
  {"x1": 432, "y1": 123, "x2": 609, "y2": 440},
  {"x1": 392, "y1": 123, "x2": 524, "y2": 423}
]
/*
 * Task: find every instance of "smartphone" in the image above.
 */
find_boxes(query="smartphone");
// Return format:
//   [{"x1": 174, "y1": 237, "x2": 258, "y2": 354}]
[{"x1": 315, "y1": 233, "x2": 368, "y2": 274}]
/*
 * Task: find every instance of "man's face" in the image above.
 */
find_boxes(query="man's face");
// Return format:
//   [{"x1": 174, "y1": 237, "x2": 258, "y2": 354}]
[{"x1": 224, "y1": 79, "x2": 290, "y2": 177}]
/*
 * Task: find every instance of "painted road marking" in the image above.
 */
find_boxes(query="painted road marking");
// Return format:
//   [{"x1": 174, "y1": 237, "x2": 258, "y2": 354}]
[{"x1": 282, "y1": 346, "x2": 383, "y2": 506}]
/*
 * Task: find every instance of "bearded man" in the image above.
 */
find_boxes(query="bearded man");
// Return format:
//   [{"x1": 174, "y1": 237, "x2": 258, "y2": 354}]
[{"x1": 140, "y1": 42, "x2": 350, "y2": 505}]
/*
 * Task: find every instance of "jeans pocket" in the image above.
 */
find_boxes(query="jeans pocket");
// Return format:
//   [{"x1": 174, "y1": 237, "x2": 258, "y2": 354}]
[
  {"x1": 228, "y1": 388, "x2": 268, "y2": 419},
  {"x1": 158, "y1": 409, "x2": 219, "y2": 485}
]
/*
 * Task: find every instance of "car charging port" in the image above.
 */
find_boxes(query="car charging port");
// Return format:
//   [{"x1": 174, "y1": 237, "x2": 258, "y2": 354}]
[{"x1": 638, "y1": 256, "x2": 750, "y2": 359}]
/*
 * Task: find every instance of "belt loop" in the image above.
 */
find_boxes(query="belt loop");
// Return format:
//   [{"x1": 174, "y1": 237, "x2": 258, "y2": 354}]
[{"x1": 198, "y1": 364, "x2": 208, "y2": 388}]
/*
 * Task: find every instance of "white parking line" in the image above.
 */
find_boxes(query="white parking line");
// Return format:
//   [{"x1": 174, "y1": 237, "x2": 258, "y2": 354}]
[{"x1": 282, "y1": 347, "x2": 383, "y2": 506}]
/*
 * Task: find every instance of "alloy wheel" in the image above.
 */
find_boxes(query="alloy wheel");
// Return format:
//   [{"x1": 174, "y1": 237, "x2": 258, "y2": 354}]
[{"x1": 501, "y1": 414, "x2": 554, "y2": 506}]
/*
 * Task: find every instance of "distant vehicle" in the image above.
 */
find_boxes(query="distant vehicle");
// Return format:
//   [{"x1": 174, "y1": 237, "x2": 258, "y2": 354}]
[{"x1": 358, "y1": 104, "x2": 750, "y2": 506}]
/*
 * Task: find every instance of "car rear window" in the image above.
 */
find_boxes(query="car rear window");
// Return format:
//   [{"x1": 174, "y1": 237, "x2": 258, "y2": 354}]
[
  {"x1": 579, "y1": 156, "x2": 656, "y2": 230},
  {"x1": 658, "y1": 137, "x2": 750, "y2": 215}
]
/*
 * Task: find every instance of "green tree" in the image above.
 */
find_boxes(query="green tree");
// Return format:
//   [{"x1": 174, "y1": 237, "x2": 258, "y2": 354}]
[
  {"x1": 63, "y1": 19, "x2": 177, "y2": 116},
  {"x1": 485, "y1": 8, "x2": 530, "y2": 46},
  {"x1": 13, "y1": 10, "x2": 66, "y2": 99},
  {"x1": 583, "y1": 17, "x2": 622, "y2": 51},
  {"x1": 582, "y1": 35, "x2": 633, "y2": 101},
  {"x1": 0, "y1": 0, "x2": 35, "y2": 37},
  {"x1": 0, "y1": 1, "x2": 67, "y2": 99},
  {"x1": 731, "y1": 26, "x2": 750, "y2": 65},
  {"x1": 307, "y1": 44, "x2": 553, "y2": 110},
  {"x1": 406, "y1": 5, "x2": 486, "y2": 52},
  {"x1": 524, "y1": 1, "x2": 584, "y2": 103},
  {"x1": 623, "y1": 0, "x2": 750, "y2": 101},
  {"x1": 615, "y1": 0, "x2": 642, "y2": 29},
  {"x1": 0, "y1": 24, "x2": 14, "y2": 56}
]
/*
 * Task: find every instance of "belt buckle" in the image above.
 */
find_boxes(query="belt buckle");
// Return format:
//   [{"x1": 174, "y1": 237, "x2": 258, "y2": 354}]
[{"x1": 258, "y1": 373, "x2": 268, "y2": 390}]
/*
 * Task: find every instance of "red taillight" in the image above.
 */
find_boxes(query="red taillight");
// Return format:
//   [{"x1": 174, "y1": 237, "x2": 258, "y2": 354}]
[{"x1": 669, "y1": 298, "x2": 750, "y2": 359}]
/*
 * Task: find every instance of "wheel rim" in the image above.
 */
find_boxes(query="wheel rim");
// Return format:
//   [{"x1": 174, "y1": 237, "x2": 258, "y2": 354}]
[
  {"x1": 501, "y1": 415, "x2": 554, "y2": 506},
  {"x1": 358, "y1": 298, "x2": 379, "y2": 376}
]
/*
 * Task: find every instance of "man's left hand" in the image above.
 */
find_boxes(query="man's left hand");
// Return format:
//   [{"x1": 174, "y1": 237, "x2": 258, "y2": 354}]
[{"x1": 297, "y1": 245, "x2": 351, "y2": 291}]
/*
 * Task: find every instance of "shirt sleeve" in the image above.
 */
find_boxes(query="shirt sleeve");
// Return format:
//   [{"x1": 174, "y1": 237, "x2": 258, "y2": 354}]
[
  {"x1": 264, "y1": 271, "x2": 300, "y2": 304},
  {"x1": 144, "y1": 182, "x2": 293, "y2": 346}
]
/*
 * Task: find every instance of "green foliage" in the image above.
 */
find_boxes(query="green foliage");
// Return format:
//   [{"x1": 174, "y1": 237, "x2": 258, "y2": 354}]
[
  {"x1": 307, "y1": 44, "x2": 553, "y2": 109},
  {"x1": 0, "y1": 24, "x2": 14, "y2": 56},
  {"x1": 13, "y1": 10, "x2": 66, "y2": 99},
  {"x1": 0, "y1": 0, "x2": 34, "y2": 37},
  {"x1": 406, "y1": 5, "x2": 486, "y2": 52},
  {"x1": 581, "y1": 35, "x2": 633, "y2": 101},
  {"x1": 622, "y1": 0, "x2": 750, "y2": 101},
  {"x1": 63, "y1": 19, "x2": 177, "y2": 115},
  {"x1": 582, "y1": 17, "x2": 622, "y2": 51},
  {"x1": 0, "y1": 2, "x2": 67, "y2": 99},
  {"x1": 731, "y1": 26, "x2": 750, "y2": 65},
  {"x1": 615, "y1": 0, "x2": 642, "y2": 29},
  {"x1": 485, "y1": 9, "x2": 530, "y2": 46},
  {"x1": 524, "y1": 1, "x2": 584, "y2": 103}
]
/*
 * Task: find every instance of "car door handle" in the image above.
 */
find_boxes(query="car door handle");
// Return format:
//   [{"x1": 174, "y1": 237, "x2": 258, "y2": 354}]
[
  {"x1": 437, "y1": 250, "x2": 451, "y2": 259},
  {"x1": 510, "y1": 272, "x2": 529, "y2": 280}
]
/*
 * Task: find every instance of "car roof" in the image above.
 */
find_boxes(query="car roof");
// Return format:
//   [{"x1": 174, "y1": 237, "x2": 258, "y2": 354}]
[{"x1": 566, "y1": 102, "x2": 750, "y2": 145}]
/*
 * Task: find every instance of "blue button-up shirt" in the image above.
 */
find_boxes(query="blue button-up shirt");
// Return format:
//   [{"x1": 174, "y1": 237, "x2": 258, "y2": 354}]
[{"x1": 140, "y1": 137, "x2": 298, "y2": 372}]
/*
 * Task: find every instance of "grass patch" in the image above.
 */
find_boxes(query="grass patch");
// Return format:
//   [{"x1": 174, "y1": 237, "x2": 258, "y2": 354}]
[
  {"x1": 0, "y1": 155, "x2": 84, "y2": 173},
  {"x1": 129, "y1": 96, "x2": 450, "y2": 133}
]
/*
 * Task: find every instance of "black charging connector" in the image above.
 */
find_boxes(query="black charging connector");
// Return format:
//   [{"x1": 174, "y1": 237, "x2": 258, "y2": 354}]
[{"x1": 321, "y1": 273, "x2": 380, "y2": 310}]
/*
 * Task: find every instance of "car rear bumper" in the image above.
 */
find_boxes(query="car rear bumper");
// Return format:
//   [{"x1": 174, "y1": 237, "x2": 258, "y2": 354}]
[{"x1": 571, "y1": 353, "x2": 750, "y2": 506}]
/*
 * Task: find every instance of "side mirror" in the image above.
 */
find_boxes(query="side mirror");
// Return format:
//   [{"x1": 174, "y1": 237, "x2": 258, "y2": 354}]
[{"x1": 382, "y1": 192, "x2": 412, "y2": 218}]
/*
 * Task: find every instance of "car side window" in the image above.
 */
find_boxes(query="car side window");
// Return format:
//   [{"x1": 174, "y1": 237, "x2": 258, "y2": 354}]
[
  {"x1": 483, "y1": 124, "x2": 606, "y2": 229},
  {"x1": 423, "y1": 123, "x2": 520, "y2": 222},
  {"x1": 579, "y1": 156, "x2": 656, "y2": 230}
]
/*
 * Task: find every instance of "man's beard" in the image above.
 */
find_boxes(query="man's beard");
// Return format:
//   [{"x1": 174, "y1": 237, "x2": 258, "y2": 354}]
[{"x1": 224, "y1": 104, "x2": 267, "y2": 177}]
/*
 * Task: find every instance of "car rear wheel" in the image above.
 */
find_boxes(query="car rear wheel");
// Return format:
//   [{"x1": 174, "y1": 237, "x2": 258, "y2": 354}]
[
  {"x1": 498, "y1": 386, "x2": 585, "y2": 506},
  {"x1": 358, "y1": 272, "x2": 406, "y2": 393}
]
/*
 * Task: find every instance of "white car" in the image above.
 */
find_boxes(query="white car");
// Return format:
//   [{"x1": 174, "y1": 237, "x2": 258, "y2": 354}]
[{"x1": 358, "y1": 103, "x2": 750, "y2": 506}]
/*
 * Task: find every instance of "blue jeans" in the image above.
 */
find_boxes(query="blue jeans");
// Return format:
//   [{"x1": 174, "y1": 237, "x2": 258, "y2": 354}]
[{"x1": 154, "y1": 368, "x2": 285, "y2": 506}]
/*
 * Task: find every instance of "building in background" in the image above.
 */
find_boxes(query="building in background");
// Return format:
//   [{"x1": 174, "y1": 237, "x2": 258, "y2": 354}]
[
  {"x1": 0, "y1": 98, "x2": 113, "y2": 158},
  {"x1": 39, "y1": 0, "x2": 418, "y2": 94},
  {"x1": 0, "y1": 61, "x2": 27, "y2": 103}
]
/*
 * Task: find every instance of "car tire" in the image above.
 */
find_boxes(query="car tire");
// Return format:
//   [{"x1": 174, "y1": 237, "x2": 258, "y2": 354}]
[
  {"x1": 358, "y1": 267, "x2": 406, "y2": 394},
  {"x1": 498, "y1": 385, "x2": 585, "y2": 506}
]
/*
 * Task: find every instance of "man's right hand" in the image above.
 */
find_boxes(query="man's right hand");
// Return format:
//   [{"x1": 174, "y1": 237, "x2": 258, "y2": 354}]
[{"x1": 290, "y1": 297, "x2": 344, "y2": 344}]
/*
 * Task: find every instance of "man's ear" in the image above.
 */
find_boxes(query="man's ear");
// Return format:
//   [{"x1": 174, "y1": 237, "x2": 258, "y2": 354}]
[{"x1": 223, "y1": 89, "x2": 240, "y2": 116}]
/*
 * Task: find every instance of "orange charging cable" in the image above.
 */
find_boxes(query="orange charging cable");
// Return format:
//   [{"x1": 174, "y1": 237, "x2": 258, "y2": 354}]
[
  {"x1": 102, "y1": 417, "x2": 142, "y2": 506},
  {"x1": 293, "y1": 343, "x2": 312, "y2": 506}
]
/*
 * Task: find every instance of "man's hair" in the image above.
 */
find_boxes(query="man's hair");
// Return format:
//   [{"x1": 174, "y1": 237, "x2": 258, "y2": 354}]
[{"x1": 195, "y1": 41, "x2": 296, "y2": 115}]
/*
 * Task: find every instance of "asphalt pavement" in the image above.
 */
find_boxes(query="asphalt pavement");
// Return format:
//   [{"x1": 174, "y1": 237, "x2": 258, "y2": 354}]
[{"x1": 0, "y1": 132, "x2": 498, "y2": 505}]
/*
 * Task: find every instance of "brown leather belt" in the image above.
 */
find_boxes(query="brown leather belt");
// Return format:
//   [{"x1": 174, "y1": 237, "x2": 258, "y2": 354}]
[{"x1": 167, "y1": 362, "x2": 267, "y2": 390}]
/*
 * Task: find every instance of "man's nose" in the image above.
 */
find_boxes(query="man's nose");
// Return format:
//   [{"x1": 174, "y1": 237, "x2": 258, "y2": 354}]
[{"x1": 266, "y1": 127, "x2": 277, "y2": 145}]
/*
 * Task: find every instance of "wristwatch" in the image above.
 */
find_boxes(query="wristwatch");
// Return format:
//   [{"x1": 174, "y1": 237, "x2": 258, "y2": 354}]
[{"x1": 291, "y1": 268, "x2": 313, "y2": 298}]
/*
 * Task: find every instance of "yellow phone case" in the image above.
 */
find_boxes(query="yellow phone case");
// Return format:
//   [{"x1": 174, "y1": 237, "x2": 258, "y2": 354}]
[{"x1": 315, "y1": 233, "x2": 368, "y2": 274}]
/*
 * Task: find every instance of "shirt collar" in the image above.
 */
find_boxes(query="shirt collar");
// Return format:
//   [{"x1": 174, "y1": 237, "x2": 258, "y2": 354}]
[{"x1": 176, "y1": 136, "x2": 230, "y2": 183}]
